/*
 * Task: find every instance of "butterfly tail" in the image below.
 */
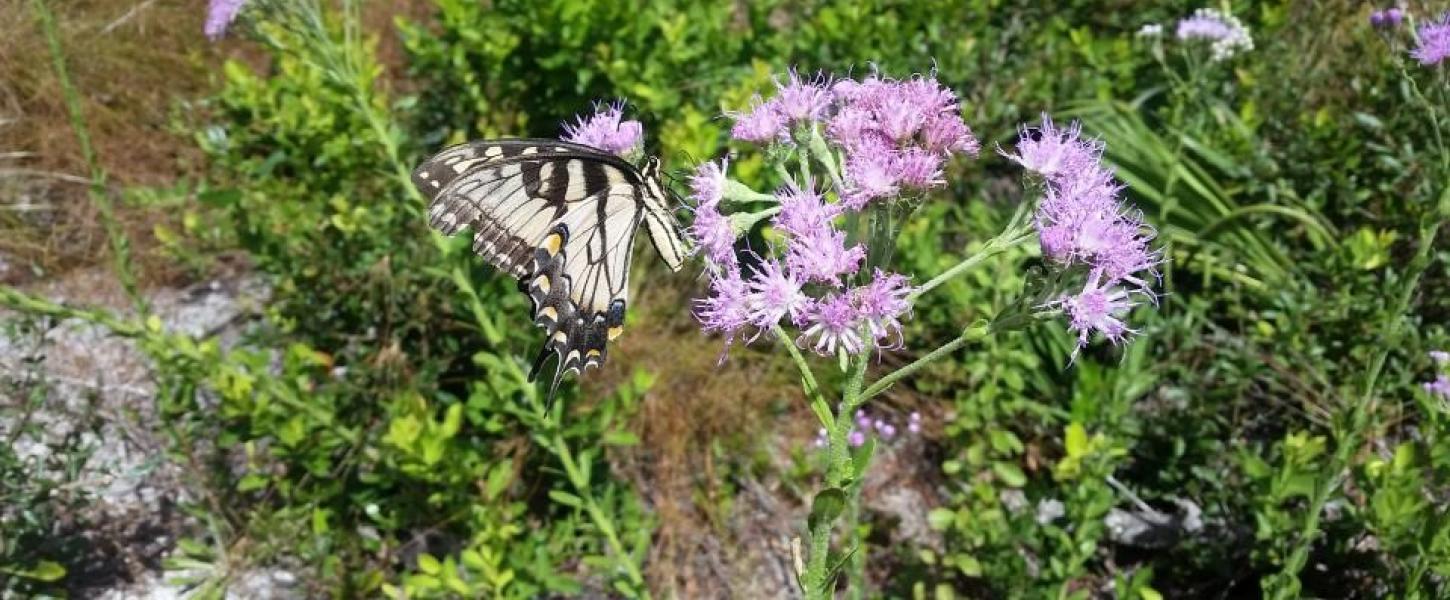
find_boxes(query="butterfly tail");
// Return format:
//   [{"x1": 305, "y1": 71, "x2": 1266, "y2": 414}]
[{"x1": 529, "y1": 345, "x2": 552, "y2": 382}]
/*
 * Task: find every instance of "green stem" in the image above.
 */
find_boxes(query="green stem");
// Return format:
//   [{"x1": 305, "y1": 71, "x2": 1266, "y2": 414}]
[
  {"x1": 861, "y1": 322, "x2": 991, "y2": 402},
  {"x1": 1269, "y1": 215, "x2": 1443, "y2": 597},
  {"x1": 31, "y1": 0, "x2": 147, "y2": 315},
  {"x1": 774, "y1": 326, "x2": 828, "y2": 414},
  {"x1": 909, "y1": 216, "x2": 1033, "y2": 302},
  {"x1": 800, "y1": 353, "x2": 869, "y2": 598}
]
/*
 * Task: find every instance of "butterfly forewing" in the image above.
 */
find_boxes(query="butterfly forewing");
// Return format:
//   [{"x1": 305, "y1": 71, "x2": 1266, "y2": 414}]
[{"x1": 413, "y1": 139, "x2": 683, "y2": 397}]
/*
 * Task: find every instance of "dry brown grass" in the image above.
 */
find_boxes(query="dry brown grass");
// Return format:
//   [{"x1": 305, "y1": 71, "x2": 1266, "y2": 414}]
[
  {"x1": 0, "y1": 0, "x2": 435, "y2": 287},
  {"x1": 0, "y1": 0, "x2": 218, "y2": 285}
]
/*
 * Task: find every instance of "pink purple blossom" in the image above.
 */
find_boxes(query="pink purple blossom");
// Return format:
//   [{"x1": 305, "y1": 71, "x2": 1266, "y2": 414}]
[
  {"x1": 1412, "y1": 14, "x2": 1450, "y2": 66},
  {"x1": 855, "y1": 270, "x2": 914, "y2": 349},
  {"x1": 1426, "y1": 376, "x2": 1450, "y2": 401},
  {"x1": 562, "y1": 101, "x2": 643, "y2": 156},
  {"x1": 686, "y1": 159, "x2": 740, "y2": 275},
  {"x1": 695, "y1": 274, "x2": 751, "y2": 345},
  {"x1": 730, "y1": 95, "x2": 788, "y2": 143},
  {"x1": 205, "y1": 0, "x2": 247, "y2": 39},
  {"x1": 745, "y1": 259, "x2": 809, "y2": 330},
  {"x1": 773, "y1": 70, "x2": 835, "y2": 125},
  {"x1": 774, "y1": 183, "x2": 840, "y2": 240},
  {"x1": 687, "y1": 202, "x2": 738, "y2": 276},
  {"x1": 799, "y1": 293, "x2": 865, "y2": 356},
  {"x1": 1055, "y1": 270, "x2": 1139, "y2": 356},
  {"x1": 1432, "y1": 350, "x2": 1450, "y2": 365},
  {"x1": 1000, "y1": 118, "x2": 1102, "y2": 183},
  {"x1": 785, "y1": 229, "x2": 865, "y2": 284}
]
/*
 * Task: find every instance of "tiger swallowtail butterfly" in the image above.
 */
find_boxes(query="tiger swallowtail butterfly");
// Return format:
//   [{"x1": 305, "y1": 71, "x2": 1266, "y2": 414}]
[{"x1": 413, "y1": 139, "x2": 690, "y2": 397}]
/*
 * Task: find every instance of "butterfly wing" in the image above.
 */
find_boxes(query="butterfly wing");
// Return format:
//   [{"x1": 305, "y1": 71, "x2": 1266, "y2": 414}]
[{"x1": 413, "y1": 140, "x2": 654, "y2": 394}]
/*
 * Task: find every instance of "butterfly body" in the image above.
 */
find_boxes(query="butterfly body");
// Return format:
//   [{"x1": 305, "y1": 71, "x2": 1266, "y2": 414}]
[{"x1": 413, "y1": 139, "x2": 688, "y2": 395}]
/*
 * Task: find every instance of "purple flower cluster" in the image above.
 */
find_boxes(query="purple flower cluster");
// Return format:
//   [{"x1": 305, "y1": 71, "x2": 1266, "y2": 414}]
[
  {"x1": 1174, "y1": 8, "x2": 1254, "y2": 61},
  {"x1": 1003, "y1": 116, "x2": 1159, "y2": 355},
  {"x1": 690, "y1": 69, "x2": 980, "y2": 357},
  {"x1": 1412, "y1": 14, "x2": 1450, "y2": 66},
  {"x1": 829, "y1": 74, "x2": 981, "y2": 208},
  {"x1": 815, "y1": 410, "x2": 921, "y2": 448},
  {"x1": 562, "y1": 101, "x2": 643, "y2": 157},
  {"x1": 689, "y1": 178, "x2": 914, "y2": 356},
  {"x1": 1369, "y1": 8, "x2": 1405, "y2": 29},
  {"x1": 205, "y1": 0, "x2": 247, "y2": 40},
  {"x1": 728, "y1": 70, "x2": 980, "y2": 209}
]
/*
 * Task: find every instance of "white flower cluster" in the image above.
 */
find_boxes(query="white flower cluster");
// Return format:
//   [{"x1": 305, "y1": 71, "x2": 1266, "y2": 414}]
[{"x1": 1175, "y1": 8, "x2": 1254, "y2": 62}]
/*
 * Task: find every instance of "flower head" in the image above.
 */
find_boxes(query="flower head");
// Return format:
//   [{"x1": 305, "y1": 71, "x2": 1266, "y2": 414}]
[
  {"x1": 746, "y1": 259, "x2": 809, "y2": 330},
  {"x1": 774, "y1": 182, "x2": 840, "y2": 240},
  {"x1": 1426, "y1": 376, "x2": 1450, "y2": 401},
  {"x1": 854, "y1": 270, "x2": 914, "y2": 349},
  {"x1": 562, "y1": 101, "x2": 643, "y2": 156},
  {"x1": 730, "y1": 95, "x2": 788, "y2": 143},
  {"x1": 686, "y1": 184, "x2": 739, "y2": 276},
  {"x1": 1432, "y1": 350, "x2": 1450, "y2": 365},
  {"x1": 690, "y1": 159, "x2": 728, "y2": 208},
  {"x1": 800, "y1": 293, "x2": 865, "y2": 356},
  {"x1": 695, "y1": 274, "x2": 752, "y2": 344},
  {"x1": 785, "y1": 228, "x2": 865, "y2": 283},
  {"x1": 1055, "y1": 270, "x2": 1140, "y2": 355},
  {"x1": 1412, "y1": 14, "x2": 1450, "y2": 66},
  {"x1": 205, "y1": 0, "x2": 247, "y2": 39},
  {"x1": 773, "y1": 70, "x2": 835, "y2": 125},
  {"x1": 1000, "y1": 116, "x2": 1101, "y2": 182},
  {"x1": 842, "y1": 144, "x2": 903, "y2": 208},
  {"x1": 1370, "y1": 9, "x2": 1405, "y2": 29}
]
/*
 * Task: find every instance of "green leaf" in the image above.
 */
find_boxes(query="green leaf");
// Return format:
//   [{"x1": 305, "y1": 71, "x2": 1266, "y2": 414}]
[
  {"x1": 603, "y1": 430, "x2": 640, "y2": 446},
  {"x1": 1065, "y1": 423, "x2": 1089, "y2": 458},
  {"x1": 417, "y1": 553, "x2": 441, "y2": 575},
  {"x1": 809, "y1": 488, "x2": 847, "y2": 530},
  {"x1": 17, "y1": 560, "x2": 66, "y2": 582},
  {"x1": 927, "y1": 508, "x2": 956, "y2": 531},
  {"x1": 484, "y1": 463, "x2": 513, "y2": 500},
  {"x1": 992, "y1": 461, "x2": 1028, "y2": 488},
  {"x1": 440, "y1": 403, "x2": 463, "y2": 438},
  {"x1": 548, "y1": 490, "x2": 583, "y2": 508}
]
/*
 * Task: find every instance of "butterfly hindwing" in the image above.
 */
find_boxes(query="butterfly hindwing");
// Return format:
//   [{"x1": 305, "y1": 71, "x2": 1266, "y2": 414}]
[{"x1": 413, "y1": 140, "x2": 677, "y2": 396}]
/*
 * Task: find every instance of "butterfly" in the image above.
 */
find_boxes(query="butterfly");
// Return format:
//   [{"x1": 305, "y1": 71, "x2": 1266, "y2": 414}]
[{"x1": 412, "y1": 139, "x2": 690, "y2": 396}]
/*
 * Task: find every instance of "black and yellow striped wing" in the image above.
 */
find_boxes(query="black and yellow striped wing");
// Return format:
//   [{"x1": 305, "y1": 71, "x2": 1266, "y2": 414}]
[{"x1": 413, "y1": 139, "x2": 688, "y2": 396}]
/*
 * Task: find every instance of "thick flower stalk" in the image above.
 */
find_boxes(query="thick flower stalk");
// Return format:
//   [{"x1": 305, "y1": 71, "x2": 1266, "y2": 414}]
[{"x1": 686, "y1": 68, "x2": 1158, "y2": 598}]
